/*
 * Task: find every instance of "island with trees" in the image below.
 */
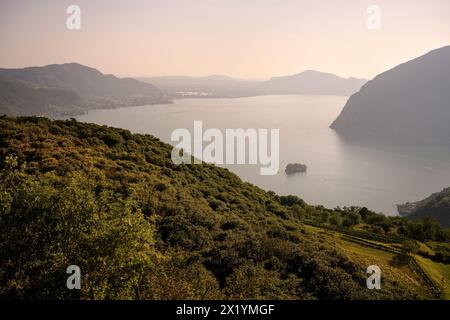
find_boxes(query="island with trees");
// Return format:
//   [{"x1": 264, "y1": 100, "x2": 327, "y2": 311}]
[{"x1": 285, "y1": 163, "x2": 307, "y2": 175}]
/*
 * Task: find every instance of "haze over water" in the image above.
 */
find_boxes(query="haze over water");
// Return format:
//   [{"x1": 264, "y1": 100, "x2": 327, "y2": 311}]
[{"x1": 72, "y1": 95, "x2": 450, "y2": 215}]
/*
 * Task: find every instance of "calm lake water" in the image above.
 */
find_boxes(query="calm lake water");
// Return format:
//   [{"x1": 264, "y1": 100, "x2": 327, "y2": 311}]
[{"x1": 72, "y1": 95, "x2": 450, "y2": 215}]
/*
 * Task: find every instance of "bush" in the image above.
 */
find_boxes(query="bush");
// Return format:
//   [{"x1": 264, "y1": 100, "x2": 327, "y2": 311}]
[{"x1": 0, "y1": 159, "x2": 156, "y2": 299}]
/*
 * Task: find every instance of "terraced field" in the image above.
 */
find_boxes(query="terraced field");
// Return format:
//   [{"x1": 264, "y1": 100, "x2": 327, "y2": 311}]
[
  {"x1": 303, "y1": 224, "x2": 450, "y2": 299},
  {"x1": 415, "y1": 255, "x2": 450, "y2": 299}
]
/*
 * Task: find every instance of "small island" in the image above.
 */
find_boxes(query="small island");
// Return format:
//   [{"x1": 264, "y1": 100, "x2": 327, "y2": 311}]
[{"x1": 285, "y1": 163, "x2": 307, "y2": 175}]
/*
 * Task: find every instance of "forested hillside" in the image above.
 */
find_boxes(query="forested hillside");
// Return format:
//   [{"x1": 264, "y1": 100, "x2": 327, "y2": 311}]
[
  {"x1": 398, "y1": 188, "x2": 450, "y2": 227},
  {"x1": 0, "y1": 117, "x2": 448, "y2": 299},
  {"x1": 0, "y1": 64, "x2": 170, "y2": 116},
  {"x1": 0, "y1": 79, "x2": 86, "y2": 116}
]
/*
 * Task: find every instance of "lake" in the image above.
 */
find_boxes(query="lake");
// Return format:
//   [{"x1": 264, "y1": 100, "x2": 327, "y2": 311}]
[{"x1": 72, "y1": 95, "x2": 450, "y2": 215}]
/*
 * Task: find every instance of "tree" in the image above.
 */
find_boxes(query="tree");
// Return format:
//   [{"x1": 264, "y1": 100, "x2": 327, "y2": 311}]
[
  {"x1": 407, "y1": 222, "x2": 425, "y2": 241},
  {"x1": 320, "y1": 211, "x2": 329, "y2": 223},
  {"x1": 0, "y1": 157, "x2": 157, "y2": 299},
  {"x1": 421, "y1": 217, "x2": 440, "y2": 240},
  {"x1": 401, "y1": 240, "x2": 419, "y2": 256},
  {"x1": 343, "y1": 212, "x2": 361, "y2": 227},
  {"x1": 279, "y1": 195, "x2": 305, "y2": 207},
  {"x1": 358, "y1": 207, "x2": 370, "y2": 220},
  {"x1": 329, "y1": 213, "x2": 342, "y2": 226}
]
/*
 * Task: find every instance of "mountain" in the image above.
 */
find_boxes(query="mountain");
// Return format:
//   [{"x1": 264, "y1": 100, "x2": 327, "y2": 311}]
[
  {"x1": 0, "y1": 78, "x2": 86, "y2": 116},
  {"x1": 141, "y1": 71, "x2": 367, "y2": 98},
  {"x1": 331, "y1": 46, "x2": 450, "y2": 146},
  {"x1": 398, "y1": 187, "x2": 450, "y2": 227},
  {"x1": 256, "y1": 70, "x2": 367, "y2": 96},
  {"x1": 0, "y1": 63, "x2": 170, "y2": 116},
  {"x1": 3, "y1": 116, "x2": 448, "y2": 299}
]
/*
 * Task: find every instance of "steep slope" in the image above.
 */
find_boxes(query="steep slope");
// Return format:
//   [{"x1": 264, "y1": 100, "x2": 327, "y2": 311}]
[
  {"x1": 331, "y1": 46, "x2": 450, "y2": 146},
  {"x1": 0, "y1": 78, "x2": 86, "y2": 116},
  {"x1": 398, "y1": 187, "x2": 450, "y2": 227},
  {"x1": 0, "y1": 63, "x2": 170, "y2": 116},
  {"x1": 0, "y1": 116, "x2": 425, "y2": 299}
]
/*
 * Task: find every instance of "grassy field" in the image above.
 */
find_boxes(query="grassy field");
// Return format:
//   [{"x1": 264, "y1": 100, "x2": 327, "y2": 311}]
[
  {"x1": 415, "y1": 255, "x2": 450, "y2": 299},
  {"x1": 303, "y1": 224, "x2": 448, "y2": 299}
]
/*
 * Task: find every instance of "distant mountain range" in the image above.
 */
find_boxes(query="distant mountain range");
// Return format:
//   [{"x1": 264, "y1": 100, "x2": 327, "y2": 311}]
[
  {"x1": 0, "y1": 64, "x2": 367, "y2": 116},
  {"x1": 331, "y1": 46, "x2": 450, "y2": 147},
  {"x1": 0, "y1": 63, "x2": 170, "y2": 116},
  {"x1": 140, "y1": 70, "x2": 367, "y2": 98},
  {"x1": 256, "y1": 70, "x2": 367, "y2": 96}
]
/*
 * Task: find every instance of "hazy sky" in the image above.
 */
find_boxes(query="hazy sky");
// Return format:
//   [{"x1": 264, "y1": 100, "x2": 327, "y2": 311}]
[{"x1": 0, "y1": 0, "x2": 449, "y2": 79}]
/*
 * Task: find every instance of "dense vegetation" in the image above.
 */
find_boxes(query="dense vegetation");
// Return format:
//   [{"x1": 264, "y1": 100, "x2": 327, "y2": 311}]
[
  {"x1": 0, "y1": 116, "x2": 448, "y2": 299},
  {"x1": 0, "y1": 78, "x2": 85, "y2": 116}
]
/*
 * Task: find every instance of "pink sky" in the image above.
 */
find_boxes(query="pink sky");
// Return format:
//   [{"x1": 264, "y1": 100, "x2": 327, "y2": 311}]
[{"x1": 1, "y1": 0, "x2": 449, "y2": 79}]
